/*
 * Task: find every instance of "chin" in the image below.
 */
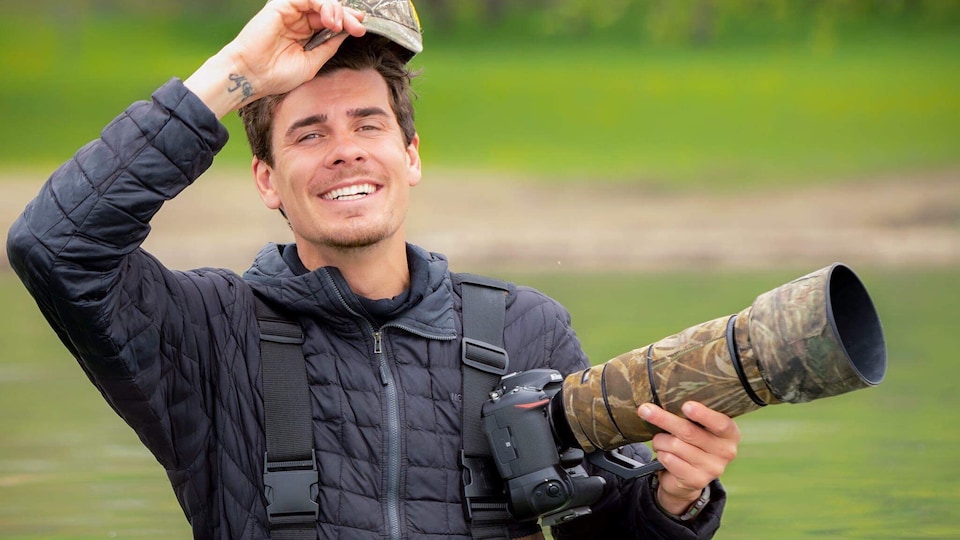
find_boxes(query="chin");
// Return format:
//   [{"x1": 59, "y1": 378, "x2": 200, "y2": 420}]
[{"x1": 324, "y1": 229, "x2": 394, "y2": 251}]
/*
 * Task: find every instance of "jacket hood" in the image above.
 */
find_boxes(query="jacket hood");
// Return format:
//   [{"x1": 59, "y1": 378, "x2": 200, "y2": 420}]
[{"x1": 242, "y1": 242, "x2": 457, "y2": 339}]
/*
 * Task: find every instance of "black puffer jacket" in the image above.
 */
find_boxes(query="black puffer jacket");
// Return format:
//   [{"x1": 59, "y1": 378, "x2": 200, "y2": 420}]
[{"x1": 7, "y1": 79, "x2": 724, "y2": 539}]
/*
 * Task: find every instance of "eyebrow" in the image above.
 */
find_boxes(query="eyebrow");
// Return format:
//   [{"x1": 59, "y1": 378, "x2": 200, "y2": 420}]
[
  {"x1": 348, "y1": 106, "x2": 389, "y2": 119},
  {"x1": 285, "y1": 114, "x2": 327, "y2": 137},
  {"x1": 283, "y1": 107, "x2": 391, "y2": 138}
]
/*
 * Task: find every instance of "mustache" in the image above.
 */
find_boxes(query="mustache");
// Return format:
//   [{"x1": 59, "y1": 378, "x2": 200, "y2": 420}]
[{"x1": 327, "y1": 166, "x2": 381, "y2": 185}]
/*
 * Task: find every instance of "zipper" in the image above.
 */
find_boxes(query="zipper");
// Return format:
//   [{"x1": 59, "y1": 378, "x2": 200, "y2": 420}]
[
  {"x1": 372, "y1": 323, "x2": 456, "y2": 540},
  {"x1": 374, "y1": 330, "x2": 402, "y2": 540},
  {"x1": 319, "y1": 270, "x2": 457, "y2": 539},
  {"x1": 319, "y1": 272, "x2": 400, "y2": 537}
]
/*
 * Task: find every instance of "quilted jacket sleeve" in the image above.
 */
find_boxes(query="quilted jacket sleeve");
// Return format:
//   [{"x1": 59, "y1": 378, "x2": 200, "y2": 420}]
[
  {"x1": 539, "y1": 297, "x2": 726, "y2": 539},
  {"x1": 5, "y1": 79, "x2": 245, "y2": 471}
]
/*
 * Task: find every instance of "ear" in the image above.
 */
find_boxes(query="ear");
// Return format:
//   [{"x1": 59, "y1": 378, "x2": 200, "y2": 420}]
[
  {"x1": 406, "y1": 133, "x2": 422, "y2": 187},
  {"x1": 253, "y1": 157, "x2": 282, "y2": 210}
]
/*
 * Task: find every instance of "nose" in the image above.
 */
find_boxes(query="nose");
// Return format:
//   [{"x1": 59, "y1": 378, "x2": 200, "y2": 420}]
[{"x1": 325, "y1": 132, "x2": 368, "y2": 168}]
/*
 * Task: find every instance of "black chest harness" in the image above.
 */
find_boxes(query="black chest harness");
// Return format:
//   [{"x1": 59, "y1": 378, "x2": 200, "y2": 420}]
[{"x1": 254, "y1": 276, "x2": 660, "y2": 539}]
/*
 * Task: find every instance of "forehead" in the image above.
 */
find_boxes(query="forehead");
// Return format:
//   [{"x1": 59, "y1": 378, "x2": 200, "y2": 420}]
[{"x1": 275, "y1": 68, "x2": 393, "y2": 124}]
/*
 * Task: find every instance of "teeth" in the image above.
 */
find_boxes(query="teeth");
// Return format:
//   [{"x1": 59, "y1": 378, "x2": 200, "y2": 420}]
[{"x1": 322, "y1": 183, "x2": 377, "y2": 201}]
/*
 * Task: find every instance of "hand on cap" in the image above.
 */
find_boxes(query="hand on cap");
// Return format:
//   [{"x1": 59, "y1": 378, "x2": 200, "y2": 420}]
[
  {"x1": 638, "y1": 401, "x2": 740, "y2": 516},
  {"x1": 185, "y1": 0, "x2": 366, "y2": 118}
]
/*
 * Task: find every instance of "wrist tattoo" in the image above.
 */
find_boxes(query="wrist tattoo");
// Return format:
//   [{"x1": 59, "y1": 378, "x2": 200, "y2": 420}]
[{"x1": 228, "y1": 74, "x2": 255, "y2": 102}]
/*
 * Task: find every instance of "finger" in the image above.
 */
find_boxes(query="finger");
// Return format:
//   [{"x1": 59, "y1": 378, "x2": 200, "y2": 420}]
[
  {"x1": 655, "y1": 453, "x2": 711, "y2": 492},
  {"x1": 332, "y1": 3, "x2": 344, "y2": 32},
  {"x1": 288, "y1": 0, "x2": 333, "y2": 20},
  {"x1": 681, "y1": 401, "x2": 742, "y2": 442},
  {"x1": 638, "y1": 402, "x2": 704, "y2": 444},
  {"x1": 305, "y1": 12, "x2": 325, "y2": 30},
  {"x1": 319, "y1": 0, "x2": 343, "y2": 32},
  {"x1": 345, "y1": 7, "x2": 366, "y2": 21},
  {"x1": 652, "y1": 433, "x2": 728, "y2": 479},
  {"x1": 342, "y1": 10, "x2": 367, "y2": 37},
  {"x1": 639, "y1": 404, "x2": 714, "y2": 465},
  {"x1": 639, "y1": 402, "x2": 737, "y2": 449},
  {"x1": 643, "y1": 404, "x2": 739, "y2": 467},
  {"x1": 272, "y1": 0, "x2": 335, "y2": 36}
]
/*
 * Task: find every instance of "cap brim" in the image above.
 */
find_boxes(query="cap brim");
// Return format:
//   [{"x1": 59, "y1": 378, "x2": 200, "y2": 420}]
[{"x1": 363, "y1": 16, "x2": 423, "y2": 57}]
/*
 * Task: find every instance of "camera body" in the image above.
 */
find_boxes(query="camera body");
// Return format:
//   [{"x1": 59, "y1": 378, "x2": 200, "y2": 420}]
[{"x1": 480, "y1": 369, "x2": 605, "y2": 524}]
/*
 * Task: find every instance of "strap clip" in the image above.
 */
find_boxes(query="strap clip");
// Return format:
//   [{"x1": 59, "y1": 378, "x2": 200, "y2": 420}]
[
  {"x1": 460, "y1": 452, "x2": 512, "y2": 523},
  {"x1": 263, "y1": 451, "x2": 319, "y2": 525},
  {"x1": 462, "y1": 338, "x2": 509, "y2": 375}
]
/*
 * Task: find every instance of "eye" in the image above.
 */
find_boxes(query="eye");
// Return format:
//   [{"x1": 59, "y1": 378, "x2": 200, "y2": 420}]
[{"x1": 296, "y1": 132, "x2": 322, "y2": 143}]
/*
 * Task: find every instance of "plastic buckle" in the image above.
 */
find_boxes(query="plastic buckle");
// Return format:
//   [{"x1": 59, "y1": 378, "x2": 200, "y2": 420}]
[
  {"x1": 263, "y1": 451, "x2": 319, "y2": 525},
  {"x1": 460, "y1": 452, "x2": 512, "y2": 522},
  {"x1": 461, "y1": 338, "x2": 509, "y2": 375}
]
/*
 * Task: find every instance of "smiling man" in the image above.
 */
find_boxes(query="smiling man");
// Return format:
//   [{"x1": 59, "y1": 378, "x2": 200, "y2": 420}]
[
  {"x1": 250, "y1": 66, "x2": 421, "y2": 298},
  {"x1": 7, "y1": 0, "x2": 739, "y2": 538}
]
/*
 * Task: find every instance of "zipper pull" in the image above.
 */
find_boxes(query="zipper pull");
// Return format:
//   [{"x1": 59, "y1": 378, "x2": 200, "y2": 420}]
[
  {"x1": 379, "y1": 361, "x2": 391, "y2": 386},
  {"x1": 373, "y1": 332, "x2": 391, "y2": 386}
]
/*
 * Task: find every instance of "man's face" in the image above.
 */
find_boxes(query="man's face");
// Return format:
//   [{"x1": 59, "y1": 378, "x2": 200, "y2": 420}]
[{"x1": 254, "y1": 68, "x2": 421, "y2": 263}]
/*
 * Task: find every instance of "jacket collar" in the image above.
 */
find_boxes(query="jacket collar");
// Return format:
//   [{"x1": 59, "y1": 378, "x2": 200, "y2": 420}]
[{"x1": 243, "y1": 242, "x2": 457, "y2": 340}]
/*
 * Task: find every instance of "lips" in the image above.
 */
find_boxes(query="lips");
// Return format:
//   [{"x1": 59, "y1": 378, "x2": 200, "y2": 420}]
[{"x1": 320, "y1": 182, "x2": 379, "y2": 201}]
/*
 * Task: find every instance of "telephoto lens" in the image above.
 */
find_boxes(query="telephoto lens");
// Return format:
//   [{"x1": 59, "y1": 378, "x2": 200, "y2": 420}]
[{"x1": 561, "y1": 263, "x2": 886, "y2": 453}]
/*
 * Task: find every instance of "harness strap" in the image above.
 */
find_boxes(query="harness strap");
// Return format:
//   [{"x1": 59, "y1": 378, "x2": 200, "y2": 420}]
[
  {"x1": 459, "y1": 275, "x2": 513, "y2": 540},
  {"x1": 255, "y1": 296, "x2": 318, "y2": 540},
  {"x1": 254, "y1": 274, "x2": 516, "y2": 540}
]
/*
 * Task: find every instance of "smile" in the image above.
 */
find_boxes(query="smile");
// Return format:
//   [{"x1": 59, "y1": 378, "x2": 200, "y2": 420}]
[{"x1": 321, "y1": 183, "x2": 379, "y2": 201}]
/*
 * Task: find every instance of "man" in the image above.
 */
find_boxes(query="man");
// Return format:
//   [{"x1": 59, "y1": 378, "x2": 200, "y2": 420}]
[{"x1": 7, "y1": 0, "x2": 740, "y2": 538}]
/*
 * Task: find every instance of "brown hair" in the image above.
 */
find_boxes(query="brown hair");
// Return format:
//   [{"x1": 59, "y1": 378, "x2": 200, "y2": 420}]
[{"x1": 239, "y1": 36, "x2": 418, "y2": 166}]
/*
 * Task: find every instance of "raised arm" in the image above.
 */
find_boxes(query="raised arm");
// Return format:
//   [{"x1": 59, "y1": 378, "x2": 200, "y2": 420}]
[
  {"x1": 4, "y1": 0, "x2": 366, "y2": 468},
  {"x1": 185, "y1": 0, "x2": 366, "y2": 118}
]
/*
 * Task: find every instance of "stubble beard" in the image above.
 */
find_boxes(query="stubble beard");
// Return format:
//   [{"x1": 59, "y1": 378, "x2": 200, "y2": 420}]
[{"x1": 316, "y1": 207, "x2": 406, "y2": 254}]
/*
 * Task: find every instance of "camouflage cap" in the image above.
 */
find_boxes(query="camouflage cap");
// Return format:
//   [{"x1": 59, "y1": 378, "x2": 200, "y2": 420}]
[{"x1": 305, "y1": 0, "x2": 423, "y2": 60}]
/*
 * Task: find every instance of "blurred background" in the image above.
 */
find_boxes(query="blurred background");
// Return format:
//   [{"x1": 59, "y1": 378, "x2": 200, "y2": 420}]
[{"x1": 1, "y1": 1, "x2": 958, "y2": 538}]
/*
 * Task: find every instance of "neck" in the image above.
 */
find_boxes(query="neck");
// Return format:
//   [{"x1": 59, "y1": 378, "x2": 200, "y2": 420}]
[{"x1": 297, "y1": 238, "x2": 410, "y2": 300}]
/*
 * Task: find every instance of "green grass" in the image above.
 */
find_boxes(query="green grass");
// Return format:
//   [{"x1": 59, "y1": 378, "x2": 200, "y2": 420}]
[
  {"x1": 1, "y1": 14, "x2": 958, "y2": 189},
  {"x1": 415, "y1": 34, "x2": 960, "y2": 189},
  {"x1": 1, "y1": 267, "x2": 957, "y2": 538}
]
